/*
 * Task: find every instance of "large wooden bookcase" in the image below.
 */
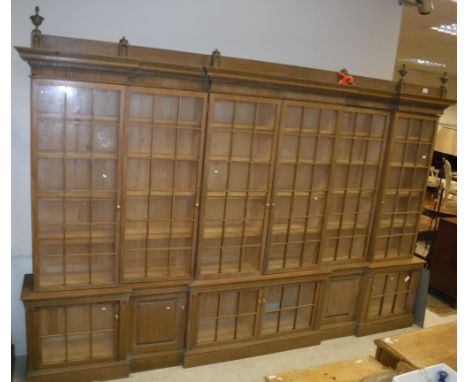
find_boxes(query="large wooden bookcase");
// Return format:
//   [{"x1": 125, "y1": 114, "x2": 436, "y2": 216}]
[{"x1": 18, "y1": 10, "x2": 454, "y2": 382}]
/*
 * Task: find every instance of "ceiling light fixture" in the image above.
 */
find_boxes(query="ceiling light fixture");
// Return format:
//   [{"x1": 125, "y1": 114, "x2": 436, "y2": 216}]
[
  {"x1": 399, "y1": 58, "x2": 447, "y2": 68},
  {"x1": 431, "y1": 23, "x2": 457, "y2": 35}
]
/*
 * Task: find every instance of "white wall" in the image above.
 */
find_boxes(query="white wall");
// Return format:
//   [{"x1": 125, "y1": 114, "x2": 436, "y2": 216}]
[{"x1": 11, "y1": 0, "x2": 404, "y2": 356}]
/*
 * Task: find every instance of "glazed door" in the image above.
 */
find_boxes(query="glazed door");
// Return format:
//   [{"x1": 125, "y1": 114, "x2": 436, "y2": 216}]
[
  {"x1": 129, "y1": 293, "x2": 186, "y2": 354},
  {"x1": 265, "y1": 102, "x2": 338, "y2": 272},
  {"x1": 33, "y1": 80, "x2": 124, "y2": 290},
  {"x1": 122, "y1": 88, "x2": 207, "y2": 281},
  {"x1": 259, "y1": 281, "x2": 321, "y2": 337},
  {"x1": 366, "y1": 270, "x2": 419, "y2": 320},
  {"x1": 197, "y1": 94, "x2": 280, "y2": 277},
  {"x1": 321, "y1": 109, "x2": 388, "y2": 264},
  {"x1": 193, "y1": 288, "x2": 260, "y2": 346},
  {"x1": 35, "y1": 302, "x2": 119, "y2": 367},
  {"x1": 372, "y1": 115, "x2": 437, "y2": 260}
]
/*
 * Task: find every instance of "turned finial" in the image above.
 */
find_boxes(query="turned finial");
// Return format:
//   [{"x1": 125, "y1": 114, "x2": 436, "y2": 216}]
[
  {"x1": 30, "y1": 6, "x2": 44, "y2": 48},
  {"x1": 211, "y1": 49, "x2": 221, "y2": 67},
  {"x1": 119, "y1": 36, "x2": 129, "y2": 57},
  {"x1": 440, "y1": 71, "x2": 449, "y2": 98},
  {"x1": 397, "y1": 64, "x2": 408, "y2": 93}
]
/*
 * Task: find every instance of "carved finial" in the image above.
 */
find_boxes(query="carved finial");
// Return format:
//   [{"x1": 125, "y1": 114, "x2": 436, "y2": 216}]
[
  {"x1": 30, "y1": 6, "x2": 44, "y2": 48},
  {"x1": 211, "y1": 49, "x2": 221, "y2": 67},
  {"x1": 440, "y1": 71, "x2": 449, "y2": 98},
  {"x1": 397, "y1": 64, "x2": 408, "y2": 93},
  {"x1": 119, "y1": 36, "x2": 129, "y2": 57}
]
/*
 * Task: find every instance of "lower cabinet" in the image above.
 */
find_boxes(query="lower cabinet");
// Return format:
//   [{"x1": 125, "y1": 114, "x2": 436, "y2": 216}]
[
  {"x1": 185, "y1": 277, "x2": 326, "y2": 366},
  {"x1": 355, "y1": 263, "x2": 422, "y2": 336},
  {"x1": 22, "y1": 280, "x2": 130, "y2": 382},
  {"x1": 128, "y1": 290, "x2": 187, "y2": 371},
  {"x1": 21, "y1": 259, "x2": 423, "y2": 380}
]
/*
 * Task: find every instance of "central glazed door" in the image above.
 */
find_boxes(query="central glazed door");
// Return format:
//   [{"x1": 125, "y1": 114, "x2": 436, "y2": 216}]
[
  {"x1": 196, "y1": 94, "x2": 281, "y2": 278},
  {"x1": 265, "y1": 101, "x2": 339, "y2": 272}
]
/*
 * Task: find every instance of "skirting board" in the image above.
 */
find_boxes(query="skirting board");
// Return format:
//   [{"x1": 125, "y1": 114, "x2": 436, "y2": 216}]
[
  {"x1": 129, "y1": 350, "x2": 183, "y2": 372},
  {"x1": 355, "y1": 314, "x2": 414, "y2": 337},
  {"x1": 319, "y1": 322, "x2": 356, "y2": 340},
  {"x1": 26, "y1": 360, "x2": 129, "y2": 382},
  {"x1": 184, "y1": 331, "x2": 322, "y2": 367}
]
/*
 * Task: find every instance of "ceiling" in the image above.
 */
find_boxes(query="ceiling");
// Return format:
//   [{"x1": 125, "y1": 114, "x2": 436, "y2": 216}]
[{"x1": 396, "y1": 0, "x2": 457, "y2": 76}]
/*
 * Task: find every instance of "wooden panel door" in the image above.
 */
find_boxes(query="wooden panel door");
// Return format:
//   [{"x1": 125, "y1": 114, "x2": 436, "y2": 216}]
[
  {"x1": 259, "y1": 281, "x2": 321, "y2": 337},
  {"x1": 197, "y1": 95, "x2": 280, "y2": 277},
  {"x1": 129, "y1": 293, "x2": 186, "y2": 354},
  {"x1": 194, "y1": 288, "x2": 260, "y2": 346},
  {"x1": 373, "y1": 115, "x2": 437, "y2": 260},
  {"x1": 36, "y1": 302, "x2": 119, "y2": 367},
  {"x1": 265, "y1": 102, "x2": 339, "y2": 272},
  {"x1": 33, "y1": 80, "x2": 124, "y2": 290},
  {"x1": 122, "y1": 88, "x2": 207, "y2": 281},
  {"x1": 366, "y1": 270, "x2": 418, "y2": 320},
  {"x1": 321, "y1": 109, "x2": 388, "y2": 264},
  {"x1": 321, "y1": 274, "x2": 362, "y2": 326}
]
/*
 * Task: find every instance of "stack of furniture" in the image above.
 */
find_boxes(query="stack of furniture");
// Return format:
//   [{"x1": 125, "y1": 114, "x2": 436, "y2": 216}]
[{"x1": 18, "y1": 9, "x2": 454, "y2": 382}]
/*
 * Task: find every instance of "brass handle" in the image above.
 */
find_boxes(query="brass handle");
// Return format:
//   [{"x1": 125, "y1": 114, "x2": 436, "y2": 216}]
[
  {"x1": 116, "y1": 204, "x2": 121, "y2": 209},
  {"x1": 266, "y1": 203, "x2": 271, "y2": 207},
  {"x1": 166, "y1": 306, "x2": 172, "y2": 310},
  {"x1": 181, "y1": 305, "x2": 185, "y2": 311},
  {"x1": 262, "y1": 298, "x2": 267, "y2": 304},
  {"x1": 114, "y1": 314, "x2": 119, "y2": 320},
  {"x1": 195, "y1": 202, "x2": 200, "y2": 208},
  {"x1": 271, "y1": 203, "x2": 276, "y2": 207}
]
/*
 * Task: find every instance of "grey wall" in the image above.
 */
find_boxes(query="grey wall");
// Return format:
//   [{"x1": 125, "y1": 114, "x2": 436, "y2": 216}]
[{"x1": 11, "y1": 0, "x2": 404, "y2": 356}]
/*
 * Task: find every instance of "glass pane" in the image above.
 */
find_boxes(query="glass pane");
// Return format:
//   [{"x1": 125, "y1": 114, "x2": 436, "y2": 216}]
[
  {"x1": 128, "y1": 93, "x2": 153, "y2": 120},
  {"x1": 67, "y1": 305, "x2": 90, "y2": 333},
  {"x1": 177, "y1": 129, "x2": 200, "y2": 158},
  {"x1": 37, "y1": 121, "x2": 64, "y2": 152},
  {"x1": 217, "y1": 317, "x2": 236, "y2": 341},
  {"x1": 91, "y1": 304, "x2": 115, "y2": 330},
  {"x1": 153, "y1": 127, "x2": 176, "y2": 156},
  {"x1": 198, "y1": 319, "x2": 216, "y2": 344},
  {"x1": 296, "y1": 306, "x2": 313, "y2": 329},
  {"x1": 232, "y1": 131, "x2": 252, "y2": 159},
  {"x1": 210, "y1": 130, "x2": 231, "y2": 158},
  {"x1": 279, "y1": 309, "x2": 296, "y2": 332},
  {"x1": 37, "y1": 159, "x2": 64, "y2": 191},
  {"x1": 127, "y1": 125, "x2": 151, "y2": 155},
  {"x1": 236, "y1": 315, "x2": 256, "y2": 339},
  {"x1": 41, "y1": 336, "x2": 66, "y2": 365},
  {"x1": 257, "y1": 103, "x2": 276, "y2": 129},
  {"x1": 94, "y1": 89, "x2": 120, "y2": 118},
  {"x1": 264, "y1": 286, "x2": 282, "y2": 311},
  {"x1": 67, "y1": 333, "x2": 91, "y2": 361},
  {"x1": 40, "y1": 307, "x2": 65, "y2": 336},
  {"x1": 93, "y1": 124, "x2": 118, "y2": 153},
  {"x1": 284, "y1": 106, "x2": 302, "y2": 130},
  {"x1": 92, "y1": 332, "x2": 114, "y2": 359},
  {"x1": 180, "y1": 96, "x2": 203, "y2": 123},
  {"x1": 39, "y1": 257, "x2": 63, "y2": 287},
  {"x1": 151, "y1": 159, "x2": 174, "y2": 191},
  {"x1": 213, "y1": 100, "x2": 234, "y2": 124},
  {"x1": 37, "y1": 85, "x2": 65, "y2": 114},
  {"x1": 155, "y1": 95, "x2": 179, "y2": 121},
  {"x1": 261, "y1": 312, "x2": 279, "y2": 335}
]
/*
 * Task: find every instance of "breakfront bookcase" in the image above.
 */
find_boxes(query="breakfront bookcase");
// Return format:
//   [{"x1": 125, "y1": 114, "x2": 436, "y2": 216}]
[{"x1": 18, "y1": 10, "x2": 454, "y2": 382}]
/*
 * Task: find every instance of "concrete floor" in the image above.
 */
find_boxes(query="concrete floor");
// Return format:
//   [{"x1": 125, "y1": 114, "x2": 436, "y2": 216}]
[{"x1": 13, "y1": 309, "x2": 456, "y2": 382}]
